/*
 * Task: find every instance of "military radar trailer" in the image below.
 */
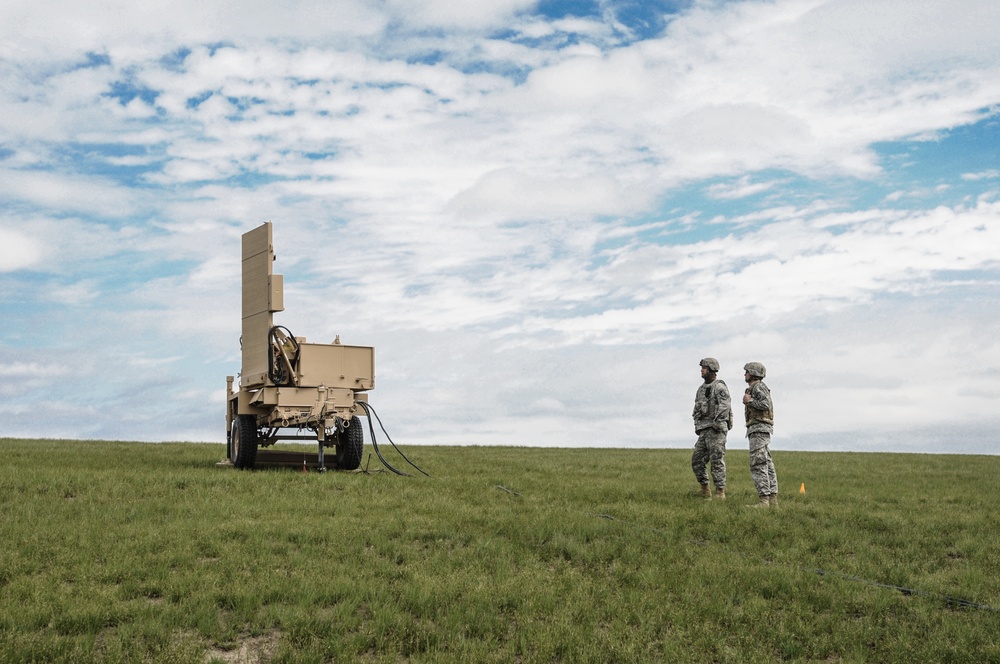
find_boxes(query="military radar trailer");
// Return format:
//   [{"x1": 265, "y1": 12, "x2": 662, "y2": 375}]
[{"x1": 225, "y1": 222, "x2": 373, "y2": 471}]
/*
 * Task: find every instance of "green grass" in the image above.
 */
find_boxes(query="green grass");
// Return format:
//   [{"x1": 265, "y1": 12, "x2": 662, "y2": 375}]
[{"x1": 1, "y1": 438, "x2": 999, "y2": 663}]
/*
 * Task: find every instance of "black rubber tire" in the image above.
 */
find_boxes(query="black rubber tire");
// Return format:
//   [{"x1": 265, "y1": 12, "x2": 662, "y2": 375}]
[
  {"x1": 335, "y1": 416, "x2": 364, "y2": 470},
  {"x1": 232, "y1": 414, "x2": 259, "y2": 469}
]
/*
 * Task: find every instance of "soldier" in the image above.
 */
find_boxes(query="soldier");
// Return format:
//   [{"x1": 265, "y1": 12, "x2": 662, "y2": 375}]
[
  {"x1": 692, "y1": 357, "x2": 732, "y2": 500},
  {"x1": 743, "y1": 362, "x2": 777, "y2": 508}
]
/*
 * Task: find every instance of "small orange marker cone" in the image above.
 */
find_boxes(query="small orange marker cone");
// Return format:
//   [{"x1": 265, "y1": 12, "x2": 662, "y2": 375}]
[
  {"x1": 799, "y1": 483, "x2": 806, "y2": 494},
  {"x1": 302, "y1": 457, "x2": 308, "y2": 473}
]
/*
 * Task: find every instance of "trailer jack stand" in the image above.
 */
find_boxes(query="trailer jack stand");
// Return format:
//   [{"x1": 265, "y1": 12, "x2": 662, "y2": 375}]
[{"x1": 316, "y1": 438, "x2": 327, "y2": 473}]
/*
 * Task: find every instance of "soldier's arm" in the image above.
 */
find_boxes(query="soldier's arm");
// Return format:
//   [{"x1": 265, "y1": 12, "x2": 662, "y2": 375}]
[
  {"x1": 746, "y1": 384, "x2": 771, "y2": 411},
  {"x1": 715, "y1": 384, "x2": 731, "y2": 425}
]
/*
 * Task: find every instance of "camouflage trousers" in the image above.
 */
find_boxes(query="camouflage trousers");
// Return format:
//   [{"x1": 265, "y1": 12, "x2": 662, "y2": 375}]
[
  {"x1": 748, "y1": 431, "x2": 778, "y2": 497},
  {"x1": 692, "y1": 428, "x2": 727, "y2": 490}
]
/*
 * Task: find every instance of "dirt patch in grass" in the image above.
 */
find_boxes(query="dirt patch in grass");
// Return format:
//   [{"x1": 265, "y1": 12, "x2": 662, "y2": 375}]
[{"x1": 204, "y1": 631, "x2": 282, "y2": 664}]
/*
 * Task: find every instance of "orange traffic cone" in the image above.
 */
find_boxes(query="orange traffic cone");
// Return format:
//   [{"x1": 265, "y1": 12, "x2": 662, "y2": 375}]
[
  {"x1": 799, "y1": 483, "x2": 806, "y2": 494},
  {"x1": 302, "y1": 457, "x2": 308, "y2": 473}
]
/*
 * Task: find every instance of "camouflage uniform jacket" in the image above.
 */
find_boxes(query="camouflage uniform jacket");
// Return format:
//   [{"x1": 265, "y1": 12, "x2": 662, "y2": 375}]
[
  {"x1": 693, "y1": 379, "x2": 733, "y2": 433},
  {"x1": 744, "y1": 380, "x2": 774, "y2": 435}
]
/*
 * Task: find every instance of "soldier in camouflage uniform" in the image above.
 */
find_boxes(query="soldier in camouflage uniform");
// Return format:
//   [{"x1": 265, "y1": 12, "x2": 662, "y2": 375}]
[
  {"x1": 691, "y1": 357, "x2": 732, "y2": 500},
  {"x1": 743, "y1": 362, "x2": 777, "y2": 508}
]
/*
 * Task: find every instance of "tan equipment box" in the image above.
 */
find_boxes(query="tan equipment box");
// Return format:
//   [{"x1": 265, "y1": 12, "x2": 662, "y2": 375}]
[{"x1": 225, "y1": 222, "x2": 374, "y2": 470}]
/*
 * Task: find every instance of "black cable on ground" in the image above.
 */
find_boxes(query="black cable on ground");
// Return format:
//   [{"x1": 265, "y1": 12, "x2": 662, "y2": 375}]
[
  {"x1": 795, "y1": 565, "x2": 1000, "y2": 612},
  {"x1": 355, "y1": 403, "x2": 407, "y2": 475},
  {"x1": 356, "y1": 401, "x2": 429, "y2": 477}
]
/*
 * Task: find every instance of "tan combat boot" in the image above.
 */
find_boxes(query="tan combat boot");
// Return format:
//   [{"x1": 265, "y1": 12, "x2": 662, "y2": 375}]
[
  {"x1": 699, "y1": 484, "x2": 712, "y2": 499},
  {"x1": 714, "y1": 487, "x2": 726, "y2": 500},
  {"x1": 768, "y1": 494, "x2": 778, "y2": 507},
  {"x1": 748, "y1": 495, "x2": 770, "y2": 508}
]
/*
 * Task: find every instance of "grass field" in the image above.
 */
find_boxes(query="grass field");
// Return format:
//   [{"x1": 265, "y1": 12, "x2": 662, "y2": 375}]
[{"x1": 1, "y1": 437, "x2": 999, "y2": 663}]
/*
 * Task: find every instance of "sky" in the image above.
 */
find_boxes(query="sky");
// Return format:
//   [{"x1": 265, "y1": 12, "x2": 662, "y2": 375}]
[{"x1": 1, "y1": 0, "x2": 998, "y2": 454}]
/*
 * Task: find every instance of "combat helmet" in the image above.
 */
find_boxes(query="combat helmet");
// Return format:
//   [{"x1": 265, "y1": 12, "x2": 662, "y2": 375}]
[
  {"x1": 699, "y1": 357, "x2": 720, "y2": 372},
  {"x1": 744, "y1": 362, "x2": 766, "y2": 378}
]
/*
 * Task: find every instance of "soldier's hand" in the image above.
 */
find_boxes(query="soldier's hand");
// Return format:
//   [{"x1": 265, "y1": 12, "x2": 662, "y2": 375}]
[{"x1": 742, "y1": 393, "x2": 752, "y2": 405}]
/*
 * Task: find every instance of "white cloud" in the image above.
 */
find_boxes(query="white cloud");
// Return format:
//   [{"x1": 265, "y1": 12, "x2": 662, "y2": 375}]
[
  {"x1": 1, "y1": 0, "x2": 999, "y2": 452},
  {"x1": 0, "y1": 1, "x2": 387, "y2": 58},
  {"x1": 0, "y1": 227, "x2": 43, "y2": 271},
  {"x1": 963, "y1": 169, "x2": 1000, "y2": 181},
  {"x1": 387, "y1": 0, "x2": 536, "y2": 29},
  {"x1": 706, "y1": 176, "x2": 780, "y2": 201},
  {"x1": 45, "y1": 279, "x2": 102, "y2": 305},
  {"x1": 0, "y1": 361, "x2": 71, "y2": 378},
  {"x1": 0, "y1": 170, "x2": 139, "y2": 218},
  {"x1": 446, "y1": 168, "x2": 652, "y2": 221},
  {"x1": 1, "y1": 217, "x2": 149, "y2": 270}
]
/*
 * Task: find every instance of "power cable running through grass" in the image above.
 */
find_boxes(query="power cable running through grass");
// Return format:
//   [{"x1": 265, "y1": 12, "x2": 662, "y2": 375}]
[
  {"x1": 355, "y1": 401, "x2": 429, "y2": 477},
  {"x1": 789, "y1": 565, "x2": 1000, "y2": 612}
]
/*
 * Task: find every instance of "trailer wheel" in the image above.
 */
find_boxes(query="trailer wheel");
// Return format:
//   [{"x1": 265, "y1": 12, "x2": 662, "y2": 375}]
[
  {"x1": 232, "y1": 415, "x2": 259, "y2": 469},
  {"x1": 335, "y1": 416, "x2": 364, "y2": 470}
]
